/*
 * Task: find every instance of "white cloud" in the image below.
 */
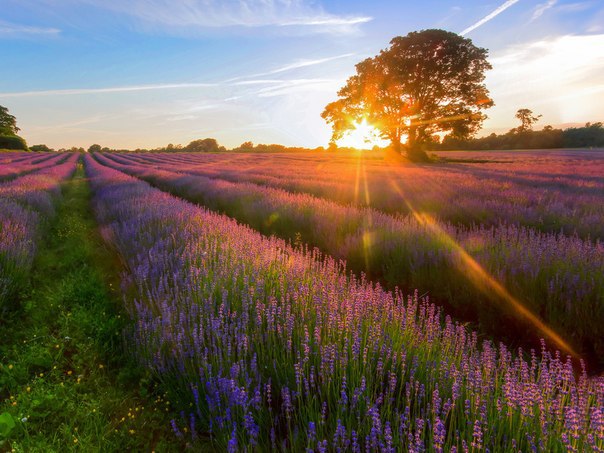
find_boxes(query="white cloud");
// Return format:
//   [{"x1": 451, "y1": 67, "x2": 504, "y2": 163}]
[
  {"x1": 225, "y1": 53, "x2": 357, "y2": 83},
  {"x1": 261, "y1": 53, "x2": 356, "y2": 75},
  {"x1": 461, "y1": 0, "x2": 521, "y2": 36},
  {"x1": 0, "y1": 51, "x2": 353, "y2": 99},
  {"x1": 75, "y1": 0, "x2": 371, "y2": 35},
  {"x1": 484, "y1": 33, "x2": 604, "y2": 128},
  {"x1": 0, "y1": 82, "x2": 218, "y2": 98},
  {"x1": 0, "y1": 20, "x2": 60, "y2": 36},
  {"x1": 531, "y1": 0, "x2": 557, "y2": 22}
]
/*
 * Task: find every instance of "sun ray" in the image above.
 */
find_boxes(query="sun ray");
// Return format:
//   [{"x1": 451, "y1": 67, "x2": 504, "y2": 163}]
[{"x1": 385, "y1": 171, "x2": 580, "y2": 360}]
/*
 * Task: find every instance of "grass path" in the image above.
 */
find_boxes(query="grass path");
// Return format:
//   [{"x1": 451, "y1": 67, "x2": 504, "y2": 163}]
[{"x1": 0, "y1": 162, "x2": 183, "y2": 452}]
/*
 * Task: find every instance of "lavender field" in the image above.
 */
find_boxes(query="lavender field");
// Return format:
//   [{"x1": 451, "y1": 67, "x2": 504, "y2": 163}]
[
  {"x1": 0, "y1": 153, "x2": 77, "y2": 312},
  {"x1": 1, "y1": 150, "x2": 603, "y2": 451}
]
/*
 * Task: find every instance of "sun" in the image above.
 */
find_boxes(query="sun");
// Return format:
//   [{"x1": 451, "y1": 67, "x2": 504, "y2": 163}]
[{"x1": 336, "y1": 119, "x2": 389, "y2": 150}]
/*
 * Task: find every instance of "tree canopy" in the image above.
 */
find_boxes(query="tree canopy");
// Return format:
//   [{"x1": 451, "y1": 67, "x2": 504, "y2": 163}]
[
  {"x1": 183, "y1": 138, "x2": 224, "y2": 153},
  {"x1": 0, "y1": 105, "x2": 27, "y2": 150},
  {"x1": 322, "y1": 29, "x2": 493, "y2": 161},
  {"x1": 514, "y1": 108, "x2": 542, "y2": 133},
  {"x1": 0, "y1": 105, "x2": 20, "y2": 136}
]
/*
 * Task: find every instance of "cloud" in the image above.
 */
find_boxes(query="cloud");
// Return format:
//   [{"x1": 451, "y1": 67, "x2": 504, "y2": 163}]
[
  {"x1": 74, "y1": 0, "x2": 371, "y2": 35},
  {"x1": 252, "y1": 78, "x2": 339, "y2": 98},
  {"x1": 531, "y1": 0, "x2": 557, "y2": 22},
  {"x1": 225, "y1": 53, "x2": 357, "y2": 83},
  {"x1": 460, "y1": 0, "x2": 521, "y2": 36},
  {"x1": 0, "y1": 51, "x2": 353, "y2": 98},
  {"x1": 261, "y1": 53, "x2": 356, "y2": 75},
  {"x1": 0, "y1": 20, "x2": 60, "y2": 36},
  {"x1": 485, "y1": 33, "x2": 604, "y2": 126},
  {"x1": 0, "y1": 82, "x2": 218, "y2": 98}
]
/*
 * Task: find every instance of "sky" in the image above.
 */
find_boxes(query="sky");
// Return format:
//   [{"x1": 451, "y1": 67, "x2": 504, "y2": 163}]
[{"x1": 1, "y1": 0, "x2": 603, "y2": 149}]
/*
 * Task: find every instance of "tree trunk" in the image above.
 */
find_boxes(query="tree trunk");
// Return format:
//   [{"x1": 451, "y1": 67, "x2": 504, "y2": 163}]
[{"x1": 405, "y1": 126, "x2": 430, "y2": 162}]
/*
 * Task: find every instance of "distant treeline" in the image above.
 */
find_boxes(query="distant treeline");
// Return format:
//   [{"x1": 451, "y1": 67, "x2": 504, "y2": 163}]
[
  {"x1": 31, "y1": 139, "x2": 329, "y2": 154},
  {"x1": 21, "y1": 122, "x2": 604, "y2": 154},
  {"x1": 438, "y1": 122, "x2": 604, "y2": 150}
]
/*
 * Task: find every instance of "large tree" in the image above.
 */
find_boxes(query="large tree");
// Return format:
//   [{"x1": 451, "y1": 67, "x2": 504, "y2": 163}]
[
  {"x1": 322, "y1": 29, "x2": 493, "y2": 161},
  {"x1": 0, "y1": 105, "x2": 20, "y2": 136}
]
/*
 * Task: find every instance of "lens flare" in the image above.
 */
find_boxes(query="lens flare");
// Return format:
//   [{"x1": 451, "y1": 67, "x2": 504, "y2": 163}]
[{"x1": 385, "y1": 174, "x2": 580, "y2": 360}]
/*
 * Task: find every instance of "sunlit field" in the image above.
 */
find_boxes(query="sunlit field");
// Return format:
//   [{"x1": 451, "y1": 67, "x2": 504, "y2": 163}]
[
  {"x1": 86, "y1": 150, "x2": 604, "y2": 451},
  {"x1": 3, "y1": 149, "x2": 602, "y2": 451},
  {"x1": 3, "y1": 0, "x2": 604, "y2": 447}
]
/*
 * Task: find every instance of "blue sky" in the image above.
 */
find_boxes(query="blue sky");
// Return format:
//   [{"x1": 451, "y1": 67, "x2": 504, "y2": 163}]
[{"x1": 1, "y1": 0, "x2": 603, "y2": 149}]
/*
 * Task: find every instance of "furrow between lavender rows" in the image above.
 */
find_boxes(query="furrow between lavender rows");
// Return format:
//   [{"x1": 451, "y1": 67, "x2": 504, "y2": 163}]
[
  {"x1": 95, "y1": 152, "x2": 604, "y2": 370},
  {"x1": 84, "y1": 153, "x2": 603, "y2": 451},
  {"x1": 0, "y1": 153, "x2": 79, "y2": 313}
]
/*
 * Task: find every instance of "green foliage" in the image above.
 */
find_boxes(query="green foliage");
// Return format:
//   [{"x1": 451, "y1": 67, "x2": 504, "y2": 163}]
[
  {"x1": 29, "y1": 144, "x2": 54, "y2": 152},
  {"x1": 0, "y1": 105, "x2": 20, "y2": 136},
  {"x1": 440, "y1": 121, "x2": 604, "y2": 150},
  {"x1": 88, "y1": 144, "x2": 102, "y2": 153},
  {"x1": 322, "y1": 29, "x2": 493, "y2": 160},
  {"x1": 0, "y1": 412, "x2": 16, "y2": 439},
  {"x1": 0, "y1": 135, "x2": 28, "y2": 150},
  {"x1": 183, "y1": 138, "x2": 224, "y2": 153},
  {"x1": 564, "y1": 122, "x2": 604, "y2": 147}
]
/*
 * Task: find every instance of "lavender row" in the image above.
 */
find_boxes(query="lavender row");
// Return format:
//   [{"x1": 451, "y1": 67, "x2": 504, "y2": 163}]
[
  {"x1": 0, "y1": 152, "x2": 66, "y2": 182},
  {"x1": 85, "y1": 154, "x2": 603, "y2": 451},
  {"x1": 0, "y1": 153, "x2": 78, "y2": 312},
  {"x1": 96, "y1": 152, "x2": 604, "y2": 367},
  {"x1": 118, "y1": 151, "x2": 604, "y2": 240}
]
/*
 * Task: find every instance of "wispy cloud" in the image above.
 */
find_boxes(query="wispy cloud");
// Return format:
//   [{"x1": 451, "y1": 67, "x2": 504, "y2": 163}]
[
  {"x1": 252, "y1": 78, "x2": 339, "y2": 98},
  {"x1": 278, "y1": 16, "x2": 371, "y2": 27},
  {"x1": 460, "y1": 0, "x2": 521, "y2": 36},
  {"x1": 262, "y1": 53, "x2": 356, "y2": 75},
  {"x1": 0, "y1": 77, "x2": 337, "y2": 98},
  {"x1": 0, "y1": 20, "x2": 60, "y2": 36},
  {"x1": 225, "y1": 53, "x2": 357, "y2": 83},
  {"x1": 1, "y1": 51, "x2": 353, "y2": 98},
  {"x1": 531, "y1": 0, "x2": 557, "y2": 22},
  {"x1": 0, "y1": 82, "x2": 218, "y2": 98},
  {"x1": 74, "y1": 0, "x2": 371, "y2": 35}
]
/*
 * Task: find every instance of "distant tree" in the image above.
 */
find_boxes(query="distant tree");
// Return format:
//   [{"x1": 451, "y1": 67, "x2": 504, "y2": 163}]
[
  {"x1": 184, "y1": 138, "x2": 224, "y2": 153},
  {"x1": 239, "y1": 141, "x2": 254, "y2": 150},
  {"x1": 88, "y1": 144, "x2": 102, "y2": 153},
  {"x1": 514, "y1": 108, "x2": 542, "y2": 133},
  {"x1": 30, "y1": 144, "x2": 54, "y2": 152},
  {"x1": 0, "y1": 105, "x2": 20, "y2": 136},
  {"x1": 322, "y1": 29, "x2": 493, "y2": 161}
]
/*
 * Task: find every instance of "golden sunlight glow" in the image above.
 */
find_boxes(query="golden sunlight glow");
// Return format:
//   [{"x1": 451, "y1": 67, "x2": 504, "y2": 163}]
[{"x1": 336, "y1": 119, "x2": 390, "y2": 150}]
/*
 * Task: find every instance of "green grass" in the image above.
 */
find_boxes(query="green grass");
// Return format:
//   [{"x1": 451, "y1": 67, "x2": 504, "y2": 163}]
[{"x1": 0, "y1": 163, "x2": 185, "y2": 452}]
